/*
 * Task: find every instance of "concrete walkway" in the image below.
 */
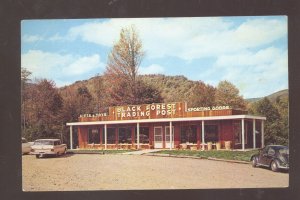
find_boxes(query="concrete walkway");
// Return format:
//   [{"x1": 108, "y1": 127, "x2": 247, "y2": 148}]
[{"x1": 121, "y1": 149, "x2": 161, "y2": 155}]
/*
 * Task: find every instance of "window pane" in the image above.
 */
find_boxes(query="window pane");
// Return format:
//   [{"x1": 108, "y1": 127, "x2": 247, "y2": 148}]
[
  {"x1": 135, "y1": 127, "x2": 149, "y2": 144},
  {"x1": 118, "y1": 127, "x2": 132, "y2": 144},
  {"x1": 106, "y1": 128, "x2": 115, "y2": 144},
  {"x1": 233, "y1": 122, "x2": 241, "y2": 143},
  {"x1": 88, "y1": 128, "x2": 100, "y2": 144},
  {"x1": 205, "y1": 125, "x2": 218, "y2": 143},
  {"x1": 180, "y1": 126, "x2": 197, "y2": 143}
]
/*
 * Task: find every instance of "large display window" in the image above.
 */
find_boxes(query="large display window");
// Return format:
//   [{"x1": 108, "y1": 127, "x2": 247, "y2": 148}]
[
  {"x1": 88, "y1": 128, "x2": 100, "y2": 144},
  {"x1": 204, "y1": 125, "x2": 218, "y2": 143},
  {"x1": 180, "y1": 125, "x2": 197, "y2": 143}
]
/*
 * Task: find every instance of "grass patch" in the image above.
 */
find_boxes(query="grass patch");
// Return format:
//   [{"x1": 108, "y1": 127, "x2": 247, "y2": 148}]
[
  {"x1": 67, "y1": 149, "x2": 135, "y2": 154},
  {"x1": 155, "y1": 150, "x2": 259, "y2": 162}
]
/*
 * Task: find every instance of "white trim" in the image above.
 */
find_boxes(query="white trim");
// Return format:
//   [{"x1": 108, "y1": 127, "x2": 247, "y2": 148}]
[
  {"x1": 104, "y1": 124, "x2": 107, "y2": 150},
  {"x1": 253, "y1": 119, "x2": 256, "y2": 149},
  {"x1": 70, "y1": 126, "x2": 73, "y2": 150},
  {"x1": 261, "y1": 120, "x2": 265, "y2": 148},
  {"x1": 137, "y1": 123, "x2": 140, "y2": 149},
  {"x1": 201, "y1": 121, "x2": 205, "y2": 150},
  {"x1": 169, "y1": 121, "x2": 172, "y2": 150},
  {"x1": 242, "y1": 119, "x2": 245, "y2": 151},
  {"x1": 66, "y1": 115, "x2": 266, "y2": 126}
]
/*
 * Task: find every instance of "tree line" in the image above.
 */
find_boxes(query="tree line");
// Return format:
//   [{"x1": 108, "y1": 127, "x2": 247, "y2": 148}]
[{"x1": 21, "y1": 25, "x2": 288, "y2": 147}]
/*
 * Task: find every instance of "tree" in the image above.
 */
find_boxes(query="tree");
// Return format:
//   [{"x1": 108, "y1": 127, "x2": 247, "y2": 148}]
[
  {"x1": 249, "y1": 97, "x2": 287, "y2": 145},
  {"x1": 215, "y1": 80, "x2": 246, "y2": 109},
  {"x1": 21, "y1": 68, "x2": 32, "y2": 137},
  {"x1": 186, "y1": 81, "x2": 216, "y2": 107},
  {"x1": 104, "y1": 25, "x2": 145, "y2": 105},
  {"x1": 135, "y1": 80, "x2": 163, "y2": 104},
  {"x1": 22, "y1": 79, "x2": 63, "y2": 141}
]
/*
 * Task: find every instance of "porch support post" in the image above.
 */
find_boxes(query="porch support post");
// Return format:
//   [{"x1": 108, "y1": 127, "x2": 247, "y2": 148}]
[
  {"x1": 261, "y1": 120, "x2": 265, "y2": 148},
  {"x1": 202, "y1": 120, "x2": 205, "y2": 150},
  {"x1": 70, "y1": 125, "x2": 73, "y2": 150},
  {"x1": 137, "y1": 123, "x2": 140, "y2": 149},
  {"x1": 169, "y1": 121, "x2": 172, "y2": 150},
  {"x1": 104, "y1": 124, "x2": 107, "y2": 150},
  {"x1": 242, "y1": 119, "x2": 245, "y2": 151},
  {"x1": 253, "y1": 119, "x2": 256, "y2": 149}
]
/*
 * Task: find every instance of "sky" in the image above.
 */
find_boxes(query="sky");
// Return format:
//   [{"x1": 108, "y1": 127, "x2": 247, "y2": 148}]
[{"x1": 21, "y1": 16, "x2": 288, "y2": 99}]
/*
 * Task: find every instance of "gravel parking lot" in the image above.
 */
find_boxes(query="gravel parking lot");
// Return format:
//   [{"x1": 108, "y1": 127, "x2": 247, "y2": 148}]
[{"x1": 22, "y1": 154, "x2": 289, "y2": 191}]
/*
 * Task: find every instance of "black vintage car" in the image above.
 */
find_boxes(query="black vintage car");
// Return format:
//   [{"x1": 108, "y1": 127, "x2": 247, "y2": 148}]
[{"x1": 251, "y1": 145, "x2": 289, "y2": 172}]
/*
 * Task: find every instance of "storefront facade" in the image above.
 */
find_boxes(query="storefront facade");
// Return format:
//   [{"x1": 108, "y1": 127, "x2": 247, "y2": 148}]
[{"x1": 66, "y1": 102, "x2": 266, "y2": 151}]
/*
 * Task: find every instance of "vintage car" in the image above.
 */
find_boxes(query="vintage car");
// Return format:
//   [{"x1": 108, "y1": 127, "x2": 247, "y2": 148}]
[
  {"x1": 22, "y1": 137, "x2": 32, "y2": 154},
  {"x1": 30, "y1": 139, "x2": 67, "y2": 158},
  {"x1": 251, "y1": 145, "x2": 289, "y2": 172}
]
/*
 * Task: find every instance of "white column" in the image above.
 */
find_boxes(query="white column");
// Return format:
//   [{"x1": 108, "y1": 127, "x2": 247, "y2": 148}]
[
  {"x1": 261, "y1": 120, "x2": 265, "y2": 148},
  {"x1": 137, "y1": 123, "x2": 140, "y2": 149},
  {"x1": 241, "y1": 119, "x2": 245, "y2": 151},
  {"x1": 202, "y1": 120, "x2": 205, "y2": 150},
  {"x1": 70, "y1": 126, "x2": 73, "y2": 150},
  {"x1": 104, "y1": 124, "x2": 107, "y2": 150},
  {"x1": 169, "y1": 121, "x2": 172, "y2": 150},
  {"x1": 253, "y1": 119, "x2": 256, "y2": 149}
]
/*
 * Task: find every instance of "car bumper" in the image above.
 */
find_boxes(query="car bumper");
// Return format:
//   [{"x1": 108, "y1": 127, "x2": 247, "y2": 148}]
[
  {"x1": 30, "y1": 151, "x2": 56, "y2": 155},
  {"x1": 278, "y1": 165, "x2": 289, "y2": 170}
]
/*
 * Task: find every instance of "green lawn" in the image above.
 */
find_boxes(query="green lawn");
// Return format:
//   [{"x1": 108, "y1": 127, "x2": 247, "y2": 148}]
[{"x1": 155, "y1": 150, "x2": 259, "y2": 162}]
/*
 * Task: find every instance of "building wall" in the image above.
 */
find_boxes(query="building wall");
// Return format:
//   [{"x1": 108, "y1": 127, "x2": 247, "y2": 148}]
[
  {"x1": 78, "y1": 126, "x2": 88, "y2": 148},
  {"x1": 76, "y1": 119, "x2": 261, "y2": 150}
]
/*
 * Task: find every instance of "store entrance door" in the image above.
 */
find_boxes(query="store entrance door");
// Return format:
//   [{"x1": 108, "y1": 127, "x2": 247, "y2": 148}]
[
  {"x1": 165, "y1": 126, "x2": 174, "y2": 148},
  {"x1": 154, "y1": 127, "x2": 163, "y2": 148}
]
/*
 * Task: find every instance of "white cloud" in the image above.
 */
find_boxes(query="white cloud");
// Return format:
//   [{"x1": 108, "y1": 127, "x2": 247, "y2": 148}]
[
  {"x1": 49, "y1": 33, "x2": 66, "y2": 41},
  {"x1": 212, "y1": 47, "x2": 288, "y2": 98},
  {"x1": 140, "y1": 64, "x2": 165, "y2": 75},
  {"x1": 23, "y1": 35, "x2": 44, "y2": 43},
  {"x1": 66, "y1": 17, "x2": 286, "y2": 61},
  {"x1": 21, "y1": 50, "x2": 105, "y2": 86},
  {"x1": 62, "y1": 54, "x2": 104, "y2": 75}
]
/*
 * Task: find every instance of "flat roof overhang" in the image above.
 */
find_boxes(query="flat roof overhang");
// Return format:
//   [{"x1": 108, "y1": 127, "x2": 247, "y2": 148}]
[{"x1": 66, "y1": 115, "x2": 266, "y2": 126}]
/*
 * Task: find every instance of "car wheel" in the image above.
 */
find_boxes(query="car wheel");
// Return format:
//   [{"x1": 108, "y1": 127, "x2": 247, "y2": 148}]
[
  {"x1": 252, "y1": 156, "x2": 258, "y2": 167},
  {"x1": 271, "y1": 160, "x2": 279, "y2": 172},
  {"x1": 35, "y1": 154, "x2": 40, "y2": 159}
]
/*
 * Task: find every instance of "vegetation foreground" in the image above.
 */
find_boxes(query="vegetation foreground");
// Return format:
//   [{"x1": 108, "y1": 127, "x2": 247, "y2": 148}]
[
  {"x1": 67, "y1": 148, "x2": 258, "y2": 162},
  {"x1": 155, "y1": 149, "x2": 259, "y2": 162}
]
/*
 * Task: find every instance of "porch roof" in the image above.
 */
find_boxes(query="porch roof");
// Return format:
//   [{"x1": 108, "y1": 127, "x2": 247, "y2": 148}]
[{"x1": 66, "y1": 115, "x2": 266, "y2": 126}]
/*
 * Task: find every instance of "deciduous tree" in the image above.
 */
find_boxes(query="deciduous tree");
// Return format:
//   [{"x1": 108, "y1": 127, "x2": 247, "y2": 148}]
[
  {"x1": 104, "y1": 25, "x2": 145, "y2": 105},
  {"x1": 186, "y1": 81, "x2": 216, "y2": 107},
  {"x1": 215, "y1": 80, "x2": 246, "y2": 109},
  {"x1": 249, "y1": 97, "x2": 287, "y2": 145}
]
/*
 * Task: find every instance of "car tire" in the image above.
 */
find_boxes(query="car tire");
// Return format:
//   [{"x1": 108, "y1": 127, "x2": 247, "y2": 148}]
[
  {"x1": 271, "y1": 160, "x2": 279, "y2": 172},
  {"x1": 35, "y1": 154, "x2": 40, "y2": 159},
  {"x1": 252, "y1": 156, "x2": 258, "y2": 167}
]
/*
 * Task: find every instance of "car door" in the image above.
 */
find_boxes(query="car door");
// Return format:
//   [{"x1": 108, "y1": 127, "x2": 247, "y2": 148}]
[
  {"x1": 266, "y1": 147, "x2": 276, "y2": 165},
  {"x1": 258, "y1": 146, "x2": 269, "y2": 165}
]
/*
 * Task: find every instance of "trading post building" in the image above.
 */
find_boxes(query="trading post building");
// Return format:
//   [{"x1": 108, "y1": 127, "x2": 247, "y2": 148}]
[{"x1": 67, "y1": 102, "x2": 266, "y2": 151}]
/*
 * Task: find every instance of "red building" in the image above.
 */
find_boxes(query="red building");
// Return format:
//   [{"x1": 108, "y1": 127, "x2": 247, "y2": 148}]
[{"x1": 66, "y1": 102, "x2": 266, "y2": 151}]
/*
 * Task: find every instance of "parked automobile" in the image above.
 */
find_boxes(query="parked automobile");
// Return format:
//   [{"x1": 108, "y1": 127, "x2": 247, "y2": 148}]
[
  {"x1": 30, "y1": 139, "x2": 67, "y2": 158},
  {"x1": 22, "y1": 137, "x2": 32, "y2": 154},
  {"x1": 251, "y1": 145, "x2": 289, "y2": 172}
]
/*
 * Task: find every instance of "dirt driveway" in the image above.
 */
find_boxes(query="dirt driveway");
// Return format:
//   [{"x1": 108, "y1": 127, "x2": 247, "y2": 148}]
[{"x1": 22, "y1": 154, "x2": 288, "y2": 191}]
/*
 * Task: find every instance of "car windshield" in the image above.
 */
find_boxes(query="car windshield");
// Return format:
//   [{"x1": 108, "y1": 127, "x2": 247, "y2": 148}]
[
  {"x1": 34, "y1": 140, "x2": 54, "y2": 145},
  {"x1": 278, "y1": 147, "x2": 289, "y2": 155}
]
